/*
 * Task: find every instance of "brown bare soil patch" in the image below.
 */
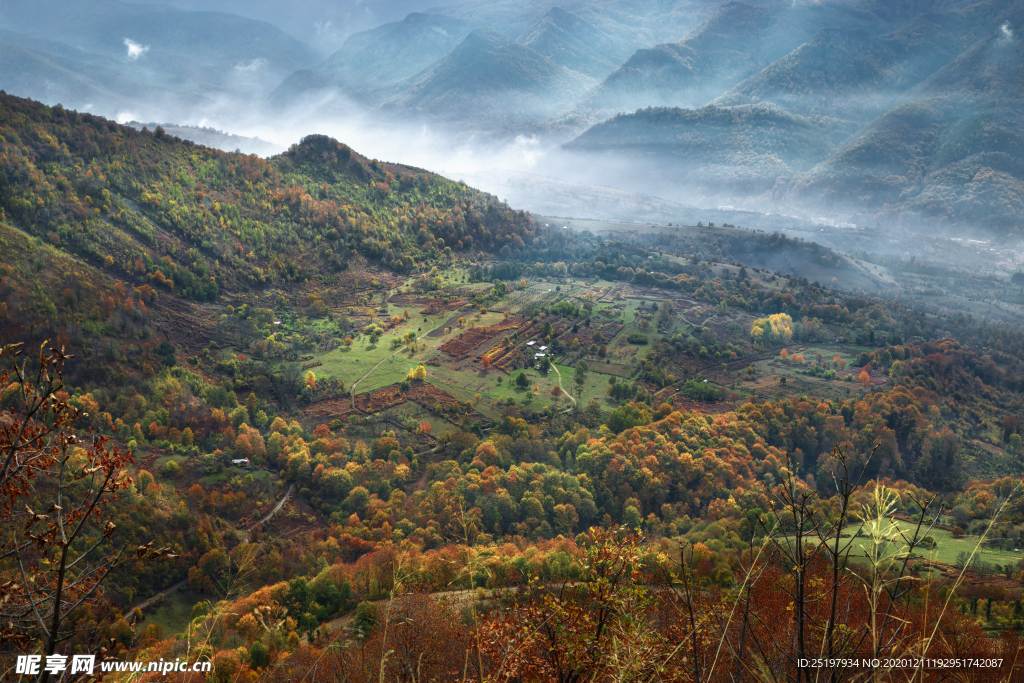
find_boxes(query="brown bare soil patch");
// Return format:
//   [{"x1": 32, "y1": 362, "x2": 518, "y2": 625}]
[
  {"x1": 423, "y1": 299, "x2": 468, "y2": 315},
  {"x1": 440, "y1": 316, "x2": 525, "y2": 358},
  {"x1": 653, "y1": 386, "x2": 677, "y2": 403},
  {"x1": 155, "y1": 297, "x2": 217, "y2": 355}
]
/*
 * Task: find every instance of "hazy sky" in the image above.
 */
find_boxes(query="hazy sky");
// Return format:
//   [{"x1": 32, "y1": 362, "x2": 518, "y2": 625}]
[{"x1": 124, "y1": 0, "x2": 441, "y2": 52}]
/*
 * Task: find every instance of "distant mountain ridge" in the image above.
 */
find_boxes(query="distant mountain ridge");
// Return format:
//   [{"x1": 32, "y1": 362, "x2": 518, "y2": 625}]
[
  {"x1": 317, "y1": 13, "x2": 475, "y2": 95},
  {"x1": 556, "y1": 0, "x2": 1024, "y2": 232},
  {"x1": 575, "y1": 2, "x2": 789, "y2": 120},
  {"x1": 713, "y1": 28, "x2": 902, "y2": 130},
  {"x1": 561, "y1": 104, "x2": 838, "y2": 198},
  {"x1": 790, "y1": 11, "x2": 1024, "y2": 230},
  {"x1": 2, "y1": 0, "x2": 1023, "y2": 233},
  {"x1": 0, "y1": 0, "x2": 320, "y2": 72},
  {"x1": 378, "y1": 27, "x2": 593, "y2": 131},
  {"x1": 264, "y1": 0, "x2": 717, "y2": 129},
  {"x1": 519, "y1": 7, "x2": 633, "y2": 79},
  {"x1": 0, "y1": 38, "x2": 174, "y2": 119}
]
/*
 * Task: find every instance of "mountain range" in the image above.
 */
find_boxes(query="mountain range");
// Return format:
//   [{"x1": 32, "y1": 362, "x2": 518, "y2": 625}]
[
  {"x1": 379, "y1": 27, "x2": 595, "y2": 132},
  {"x1": 0, "y1": 0, "x2": 1021, "y2": 234},
  {"x1": 553, "y1": 0, "x2": 1024, "y2": 231}
]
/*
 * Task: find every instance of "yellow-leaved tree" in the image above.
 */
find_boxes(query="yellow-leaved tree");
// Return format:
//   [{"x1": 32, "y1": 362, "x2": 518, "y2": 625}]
[{"x1": 749, "y1": 313, "x2": 794, "y2": 347}]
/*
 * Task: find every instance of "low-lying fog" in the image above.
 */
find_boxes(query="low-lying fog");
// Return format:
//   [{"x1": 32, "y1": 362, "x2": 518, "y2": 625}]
[{"x1": 2, "y1": 0, "x2": 1022, "y2": 274}]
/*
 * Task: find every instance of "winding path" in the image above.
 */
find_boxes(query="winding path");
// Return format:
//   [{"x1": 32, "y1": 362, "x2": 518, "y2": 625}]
[
  {"x1": 128, "y1": 579, "x2": 187, "y2": 620},
  {"x1": 244, "y1": 483, "x2": 294, "y2": 543},
  {"x1": 348, "y1": 345, "x2": 411, "y2": 408},
  {"x1": 349, "y1": 321, "x2": 444, "y2": 408},
  {"x1": 551, "y1": 363, "x2": 577, "y2": 408}
]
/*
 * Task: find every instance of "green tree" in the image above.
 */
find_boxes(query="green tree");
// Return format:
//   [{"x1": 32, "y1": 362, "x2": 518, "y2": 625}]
[
  {"x1": 622, "y1": 504, "x2": 642, "y2": 529},
  {"x1": 607, "y1": 403, "x2": 652, "y2": 433},
  {"x1": 344, "y1": 486, "x2": 371, "y2": 516},
  {"x1": 354, "y1": 601, "x2": 377, "y2": 638},
  {"x1": 249, "y1": 640, "x2": 269, "y2": 669},
  {"x1": 574, "y1": 361, "x2": 588, "y2": 392}
]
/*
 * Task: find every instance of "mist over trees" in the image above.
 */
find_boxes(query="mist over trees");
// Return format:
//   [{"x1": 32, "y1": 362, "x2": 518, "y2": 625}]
[{"x1": 2, "y1": 0, "x2": 1021, "y2": 234}]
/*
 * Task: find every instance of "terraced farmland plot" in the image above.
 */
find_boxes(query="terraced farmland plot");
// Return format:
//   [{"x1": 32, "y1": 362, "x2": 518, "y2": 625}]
[
  {"x1": 479, "y1": 335, "x2": 535, "y2": 374},
  {"x1": 440, "y1": 316, "x2": 526, "y2": 357}
]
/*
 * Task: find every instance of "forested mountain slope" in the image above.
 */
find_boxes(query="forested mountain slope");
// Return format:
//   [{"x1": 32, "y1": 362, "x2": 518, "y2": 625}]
[
  {"x1": 0, "y1": 92, "x2": 538, "y2": 300},
  {"x1": 379, "y1": 28, "x2": 594, "y2": 130},
  {"x1": 562, "y1": 105, "x2": 838, "y2": 197},
  {"x1": 789, "y1": 11, "x2": 1024, "y2": 230},
  {"x1": 519, "y1": 7, "x2": 633, "y2": 79}
]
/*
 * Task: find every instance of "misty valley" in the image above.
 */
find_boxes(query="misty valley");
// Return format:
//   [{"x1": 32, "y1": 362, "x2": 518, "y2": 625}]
[{"x1": 2, "y1": 1, "x2": 1024, "y2": 682}]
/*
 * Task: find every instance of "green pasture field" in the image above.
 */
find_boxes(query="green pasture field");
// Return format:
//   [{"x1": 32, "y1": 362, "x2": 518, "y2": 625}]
[
  {"x1": 147, "y1": 590, "x2": 200, "y2": 638},
  {"x1": 427, "y1": 365, "x2": 562, "y2": 413},
  {"x1": 199, "y1": 471, "x2": 231, "y2": 487},
  {"x1": 298, "y1": 308, "x2": 514, "y2": 394},
  {"x1": 553, "y1": 363, "x2": 620, "y2": 407},
  {"x1": 154, "y1": 454, "x2": 188, "y2": 471},
  {"x1": 836, "y1": 520, "x2": 1024, "y2": 569}
]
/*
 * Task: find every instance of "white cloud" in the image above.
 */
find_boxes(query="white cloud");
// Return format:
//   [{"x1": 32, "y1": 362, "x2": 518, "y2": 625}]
[
  {"x1": 115, "y1": 111, "x2": 137, "y2": 124},
  {"x1": 235, "y1": 59, "x2": 268, "y2": 72},
  {"x1": 124, "y1": 38, "x2": 149, "y2": 60},
  {"x1": 1000, "y1": 23, "x2": 1013, "y2": 39}
]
